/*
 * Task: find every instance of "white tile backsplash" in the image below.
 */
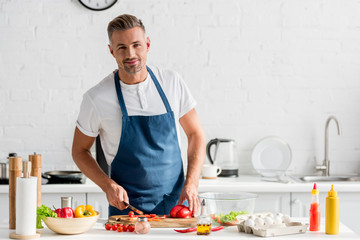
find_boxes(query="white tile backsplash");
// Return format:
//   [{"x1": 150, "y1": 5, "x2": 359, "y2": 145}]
[{"x1": 1, "y1": 0, "x2": 360, "y2": 175}]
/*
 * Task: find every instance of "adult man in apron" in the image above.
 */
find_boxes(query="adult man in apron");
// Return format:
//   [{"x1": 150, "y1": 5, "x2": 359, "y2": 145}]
[{"x1": 72, "y1": 14, "x2": 205, "y2": 216}]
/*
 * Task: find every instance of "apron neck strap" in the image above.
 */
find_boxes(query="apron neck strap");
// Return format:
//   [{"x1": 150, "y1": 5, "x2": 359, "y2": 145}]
[{"x1": 114, "y1": 71, "x2": 129, "y2": 117}]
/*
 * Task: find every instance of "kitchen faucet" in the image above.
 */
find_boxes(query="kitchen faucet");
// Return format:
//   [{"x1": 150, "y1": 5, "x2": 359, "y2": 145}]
[{"x1": 316, "y1": 116, "x2": 341, "y2": 176}]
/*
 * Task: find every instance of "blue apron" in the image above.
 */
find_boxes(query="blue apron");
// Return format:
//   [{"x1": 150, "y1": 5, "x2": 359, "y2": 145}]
[{"x1": 109, "y1": 66, "x2": 185, "y2": 216}]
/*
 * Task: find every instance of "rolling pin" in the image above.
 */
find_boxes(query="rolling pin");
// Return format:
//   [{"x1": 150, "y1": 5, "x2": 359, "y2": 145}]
[
  {"x1": 9, "y1": 156, "x2": 22, "y2": 229},
  {"x1": 29, "y1": 153, "x2": 41, "y2": 207}
]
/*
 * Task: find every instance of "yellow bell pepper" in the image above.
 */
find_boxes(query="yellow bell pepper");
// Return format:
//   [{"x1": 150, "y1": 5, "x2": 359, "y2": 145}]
[{"x1": 75, "y1": 205, "x2": 96, "y2": 218}]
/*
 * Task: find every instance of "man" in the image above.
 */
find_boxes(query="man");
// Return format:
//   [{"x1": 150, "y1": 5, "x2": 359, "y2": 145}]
[{"x1": 72, "y1": 14, "x2": 205, "y2": 216}]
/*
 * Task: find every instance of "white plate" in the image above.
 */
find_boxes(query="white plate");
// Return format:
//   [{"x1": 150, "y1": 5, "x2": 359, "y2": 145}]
[{"x1": 251, "y1": 137, "x2": 292, "y2": 177}]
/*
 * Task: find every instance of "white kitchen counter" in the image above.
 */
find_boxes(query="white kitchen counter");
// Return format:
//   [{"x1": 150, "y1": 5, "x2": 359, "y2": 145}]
[
  {"x1": 2, "y1": 219, "x2": 359, "y2": 239},
  {"x1": 1, "y1": 175, "x2": 360, "y2": 193}
]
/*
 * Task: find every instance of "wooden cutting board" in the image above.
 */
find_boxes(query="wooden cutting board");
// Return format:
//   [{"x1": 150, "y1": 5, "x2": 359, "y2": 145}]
[{"x1": 108, "y1": 215, "x2": 197, "y2": 228}]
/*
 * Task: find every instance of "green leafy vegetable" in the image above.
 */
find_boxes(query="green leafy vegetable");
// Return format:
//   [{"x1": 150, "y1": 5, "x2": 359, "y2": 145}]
[
  {"x1": 36, "y1": 205, "x2": 58, "y2": 229},
  {"x1": 214, "y1": 211, "x2": 249, "y2": 224}
]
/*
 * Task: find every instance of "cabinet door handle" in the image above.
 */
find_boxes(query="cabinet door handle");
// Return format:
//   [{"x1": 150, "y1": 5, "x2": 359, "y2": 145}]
[{"x1": 292, "y1": 199, "x2": 302, "y2": 217}]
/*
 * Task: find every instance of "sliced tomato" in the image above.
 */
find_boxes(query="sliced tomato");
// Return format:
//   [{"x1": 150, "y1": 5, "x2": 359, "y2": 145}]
[
  {"x1": 128, "y1": 217, "x2": 138, "y2": 221},
  {"x1": 150, "y1": 214, "x2": 156, "y2": 218},
  {"x1": 128, "y1": 211, "x2": 134, "y2": 218}
]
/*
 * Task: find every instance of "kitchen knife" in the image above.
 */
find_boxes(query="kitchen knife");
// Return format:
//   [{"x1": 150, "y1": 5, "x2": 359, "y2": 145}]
[{"x1": 123, "y1": 201, "x2": 144, "y2": 215}]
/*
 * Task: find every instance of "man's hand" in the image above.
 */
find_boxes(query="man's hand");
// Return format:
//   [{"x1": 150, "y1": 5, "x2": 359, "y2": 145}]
[
  {"x1": 177, "y1": 183, "x2": 200, "y2": 216},
  {"x1": 104, "y1": 179, "x2": 129, "y2": 211}
]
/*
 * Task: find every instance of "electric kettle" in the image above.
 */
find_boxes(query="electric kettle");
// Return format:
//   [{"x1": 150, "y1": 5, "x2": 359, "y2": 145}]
[{"x1": 206, "y1": 138, "x2": 238, "y2": 177}]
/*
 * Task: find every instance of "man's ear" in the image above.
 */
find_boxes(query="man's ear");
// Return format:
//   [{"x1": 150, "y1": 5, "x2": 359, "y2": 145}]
[
  {"x1": 146, "y1": 37, "x2": 151, "y2": 51},
  {"x1": 108, "y1": 44, "x2": 114, "y2": 57}
]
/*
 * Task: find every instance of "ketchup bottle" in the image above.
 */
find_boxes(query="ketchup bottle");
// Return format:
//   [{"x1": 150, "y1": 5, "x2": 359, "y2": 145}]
[{"x1": 309, "y1": 183, "x2": 320, "y2": 231}]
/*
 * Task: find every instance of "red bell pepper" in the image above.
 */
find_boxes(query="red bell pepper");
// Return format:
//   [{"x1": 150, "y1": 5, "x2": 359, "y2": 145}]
[
  {"x1": 174, "y1": 227, "x2": 197, "y2": 233},
  {"x1": 211, "y1": 226, "x2": 224, "y2": 232},
  {"x1": 174, "y1": 226, "x2": 224, "y2": 233},
  {"x1": 55, "y1": 207, "x2": 75, "y2": 218}
]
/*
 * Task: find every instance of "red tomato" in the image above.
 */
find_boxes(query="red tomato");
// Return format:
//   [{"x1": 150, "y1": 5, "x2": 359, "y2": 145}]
[
  {"x1": 176, "y1": 207, "x2": 192, "y2": 218},
  {"x1": 117, "y1": 226, "x2": 123, "y2": 232},
  {"x1": 111, "y1": 224, "x2": 118, "y2": 231},
  {"x1": 105, "y1": 223, "x2": 112, "y2": 230},
  {"x1": 122, "y1": 224, "x2": 128, "y2": 232},
  {"x1": 170, "y1": 205, "x2": 192, "y2": 218},
  {"x1": 170, "y1": 205, "x2": 186, "y2": 218},
  {"x1": 128, "y1": 211, "x2": 134, "y2": 218},
  {"x1": 150, "y1": 214, "x2": 156, "y2": 218},
  {"x1": 128, "y1": 224, "x2": 135, "y2": 232}
]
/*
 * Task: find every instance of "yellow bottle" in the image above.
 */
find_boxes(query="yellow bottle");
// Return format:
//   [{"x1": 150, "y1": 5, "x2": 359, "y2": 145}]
[{"x1": 325, "y1": 184, "x2": 339, "y2": 234}]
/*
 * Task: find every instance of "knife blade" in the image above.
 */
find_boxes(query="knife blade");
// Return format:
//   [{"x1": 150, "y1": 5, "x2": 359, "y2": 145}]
[{"x1": 123, "y1": 201, "x2": 144, "y2": 215}]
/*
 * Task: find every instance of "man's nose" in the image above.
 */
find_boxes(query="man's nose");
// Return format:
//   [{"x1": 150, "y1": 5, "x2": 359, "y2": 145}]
[{"x1": 126, "y1": 47, "x2": 135, "y2": 58}]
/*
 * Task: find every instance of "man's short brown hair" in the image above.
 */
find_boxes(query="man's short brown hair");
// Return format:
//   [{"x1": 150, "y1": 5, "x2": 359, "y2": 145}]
[{"x1": 107, "y1": 14, "x2": 146, "y2": 42}]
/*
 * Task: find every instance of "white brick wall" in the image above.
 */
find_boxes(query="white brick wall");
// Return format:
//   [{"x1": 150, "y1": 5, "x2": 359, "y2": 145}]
[{"x1": 1, "y1": 0, "x2": 360, "y2": 176}]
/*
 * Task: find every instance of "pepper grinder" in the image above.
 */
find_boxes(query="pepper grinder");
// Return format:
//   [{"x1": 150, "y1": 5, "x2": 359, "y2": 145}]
[
  {"x1": 9, "y1": 156, "x2": 22, "y2": 230},
  {"x1": 29, "y1": 153, "x2": 41, "y2": 207}
]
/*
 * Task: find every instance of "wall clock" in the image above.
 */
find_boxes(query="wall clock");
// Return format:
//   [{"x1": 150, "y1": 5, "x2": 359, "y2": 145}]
[{"x1": 78, "y1": 0, "x2": 117, "y2": 11}]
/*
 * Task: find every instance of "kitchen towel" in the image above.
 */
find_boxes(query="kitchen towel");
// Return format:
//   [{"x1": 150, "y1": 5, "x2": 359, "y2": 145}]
[{"x1": 16, "y1": 176, "x2": 37, "y2": 235}]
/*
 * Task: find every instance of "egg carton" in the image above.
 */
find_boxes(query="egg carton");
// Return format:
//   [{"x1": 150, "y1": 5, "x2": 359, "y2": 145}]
[{"x1": 236, "y1": 213, "x2": 309, "y2": 237}]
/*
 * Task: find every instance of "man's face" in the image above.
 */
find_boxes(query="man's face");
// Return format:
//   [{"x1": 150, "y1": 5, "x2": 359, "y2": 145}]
[{"x1": 109, "y1": 27, "x2": 150, "y2": 74}]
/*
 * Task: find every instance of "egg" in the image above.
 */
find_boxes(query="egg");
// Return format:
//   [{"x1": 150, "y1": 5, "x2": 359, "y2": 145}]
[
  {"x1": 245, "y1": 218, "x2": 255, "y2": 227},
  {"x1": 276, "y1": 213, "x2": 283, "y2": 218},
  {"x1": 274, "y1": 216, "x2": 283, "y2": 224},
  {"x1": 266, "y1": 213, "x2": 274, "y2": 218},
  {"x1": 282, "y1": 215, "x2": 291, "y2": 224},
  {"x1": 264, "y1": 216, "x2": 274, "y2": 226},
  {"x1": 254, "y1": 217, "x2": 265, "y2": 227}
]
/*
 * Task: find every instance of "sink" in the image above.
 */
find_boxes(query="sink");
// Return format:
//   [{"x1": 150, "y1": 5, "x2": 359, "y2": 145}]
[{"x1": 292, "y1": 175, "x2": 360, "y2": 182}]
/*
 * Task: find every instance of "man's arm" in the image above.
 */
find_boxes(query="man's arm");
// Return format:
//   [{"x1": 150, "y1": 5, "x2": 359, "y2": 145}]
[
  {"x1": 72, "y1": 127, "x2": 128, "y2": 210},
  {"x1": 178, "y1": 108, "x2": 206, "y2": 216}
]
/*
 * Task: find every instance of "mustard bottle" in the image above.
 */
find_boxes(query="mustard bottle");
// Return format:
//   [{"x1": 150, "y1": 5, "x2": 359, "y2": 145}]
[{"x1": 325, "y1": 184, "x2": 339, "y2": 234}]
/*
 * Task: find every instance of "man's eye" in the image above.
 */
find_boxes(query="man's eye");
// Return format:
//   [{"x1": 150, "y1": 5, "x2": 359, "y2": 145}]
[
  {"x1": 134, "y1": 44, "x2": 141, "y2": 47},
  {"x1": 119, "y1": 47, "x2": 126, "y2": 50}
]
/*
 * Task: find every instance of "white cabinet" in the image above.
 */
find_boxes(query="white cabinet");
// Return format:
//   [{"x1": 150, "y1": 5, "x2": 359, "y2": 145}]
[
  {"x1": 0, "y1": 193, "x2": 9, "y2": 225},
  {"x1": 86, "y1": 192, "x2": 108, "y2": 218},
  {"x1": 254, "y1": 192, "x2": 291, "y2": 215},
  {"x1": 291, "y1": 192, "x2": 360, "y2": 235}
]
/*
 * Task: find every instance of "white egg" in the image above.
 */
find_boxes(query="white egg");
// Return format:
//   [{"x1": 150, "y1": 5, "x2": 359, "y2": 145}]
[
  {"x1": 282, "y1": 215, "x2": 291, "y2": 224},
  {"x1": 264, "y1": 216, "x2": 274, "y2": 226},
  {"x1": 274, "y1": 216, "x2": 283, "y2": 224},
  {"x1": 266, "y1": 213, "x2": 274, "y2": 218},
  {"x1": 276, "y1": 213, "x2": 283, "y2": 218},
  {"x1": 245, "y1": 218, "x2": 255, "y2": 227},
  {"x1": 254, "y1": 217, "x2": 265, "y2": 227}
]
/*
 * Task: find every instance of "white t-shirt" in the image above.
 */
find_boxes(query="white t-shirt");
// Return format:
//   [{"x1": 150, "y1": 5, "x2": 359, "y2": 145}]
[{"x1": 76, "y1": 66, "x2": 196, "y2": 165}]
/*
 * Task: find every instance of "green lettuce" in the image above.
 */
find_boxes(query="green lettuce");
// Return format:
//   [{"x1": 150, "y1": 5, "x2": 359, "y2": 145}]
[
  {"x1": 218, "y1": 211, "x2": 249, "y2": 223},
  {"x1": 36, "y1": 205, "x2": 58, "y2": 229}
]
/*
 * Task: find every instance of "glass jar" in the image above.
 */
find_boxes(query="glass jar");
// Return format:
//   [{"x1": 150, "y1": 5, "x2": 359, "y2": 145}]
[
  {"x1": 135, "y1": 217, "x2": 151, "y2": 234},
  {"x1": 197, "y1": 199, "x2": 211, "y2": 235}
]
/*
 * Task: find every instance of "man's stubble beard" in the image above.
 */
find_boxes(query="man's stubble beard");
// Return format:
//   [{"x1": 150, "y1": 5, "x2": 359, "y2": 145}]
[{"x1": 123, "y1": 60, "x2": 143, "y2": 74}]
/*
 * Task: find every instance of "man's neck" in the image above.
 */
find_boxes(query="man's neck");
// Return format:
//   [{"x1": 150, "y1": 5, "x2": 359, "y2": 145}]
[{"x1": 117, "y1": 68, "x2": 148, "y2": 85}]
